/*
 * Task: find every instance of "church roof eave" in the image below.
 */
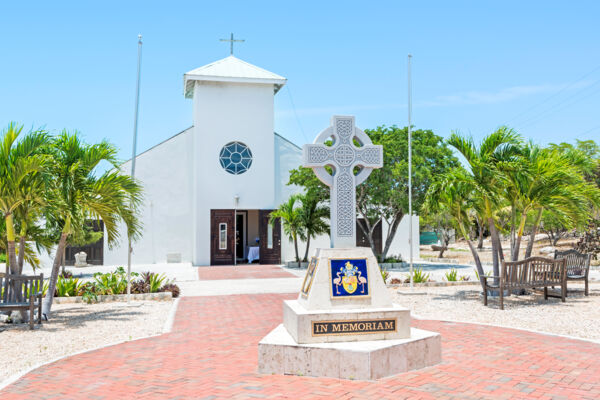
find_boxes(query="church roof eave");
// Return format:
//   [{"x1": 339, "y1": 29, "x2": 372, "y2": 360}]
[{"x1": 183, "y1": 55, "x2": 286, "y2": 98}]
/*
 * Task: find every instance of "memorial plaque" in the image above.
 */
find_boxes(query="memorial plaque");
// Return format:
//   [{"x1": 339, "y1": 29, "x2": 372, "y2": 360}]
[
  {"x1": 312, "y1": 318, "x2": 397, "y2": 336},
  {"x1": 300, "y1": 257, "x2": 318, "y2": 298},
  {"x1": 329, "y1": 258, "x2": 369, "y2": 298}
]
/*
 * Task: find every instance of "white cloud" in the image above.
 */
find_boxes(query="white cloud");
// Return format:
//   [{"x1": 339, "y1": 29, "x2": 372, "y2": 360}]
[{"x1": 275, "y1": 81, "x2": 595, "y2": 117}]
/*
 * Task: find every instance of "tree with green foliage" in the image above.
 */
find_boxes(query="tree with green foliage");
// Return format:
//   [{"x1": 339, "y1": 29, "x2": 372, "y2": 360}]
[
  {"x1": 289, "y1": 126, "x2": 458, "y2": 261},
  {"x1": 42, "y1": 131, "x2": 143, "y2": 317},
  {"x1": 424, "y1": 167, "x2": 486, "y2": 288},
  {"x1": 297, "y1": 194, "x2": 329, "y2": 261},
  {"x1": 270, "y1": 194, "x2": 305, "y2": 265},
  {"x1": 448, "y1": 127, "x2": 522, "y2": 280},
  {"x1": 0, "y1": 123, "x2": 50, "y2": 275}
]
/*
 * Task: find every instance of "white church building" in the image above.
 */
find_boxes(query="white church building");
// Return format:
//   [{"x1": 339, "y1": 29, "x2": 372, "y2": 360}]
[{"x1": 103, "y1": 55, "x2": 419, "y2": 266}]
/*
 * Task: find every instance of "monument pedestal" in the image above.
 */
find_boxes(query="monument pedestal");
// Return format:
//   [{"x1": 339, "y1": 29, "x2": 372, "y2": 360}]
[
  {"x1": 283, "y1": 300, "x2": 411, "y2": 344},
  {"x1": 259, "y1": 325, "x2": 441, "y2": 380},
  {"x1": 258, "y1": 116, "x2": 440, "y2": 380},
  {"x1": 258, "y1": 247, "x2": 442, "y2": 380}
]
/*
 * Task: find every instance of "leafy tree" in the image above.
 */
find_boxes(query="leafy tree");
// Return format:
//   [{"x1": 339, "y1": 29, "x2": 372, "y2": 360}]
[
  {"x1": 270, "y1": 194, "x2": 305, "y2": 265},
  {"x1": 448, "y1": 127, "x2": 522, "y2": 279},
  {"x1": 0, "y1": 123, "x2": 49, "y2": 275},
  {"x1": 42, "y1": 132, "x2": 142, "y2": 317},
  {"x1": 289, "y1": 126, "x2": 458, "y2": 261},
  {"x1": 297, "y1": 193, "x2": 329, "y2": 261},
  {"x1": 424, "y1": 167, "x2": 487, "y2": 288}
]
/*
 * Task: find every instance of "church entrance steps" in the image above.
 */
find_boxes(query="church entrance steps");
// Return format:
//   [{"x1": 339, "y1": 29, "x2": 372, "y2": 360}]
[{"x1": 197, "y1": 264, "x2": 296, "y2": 280}]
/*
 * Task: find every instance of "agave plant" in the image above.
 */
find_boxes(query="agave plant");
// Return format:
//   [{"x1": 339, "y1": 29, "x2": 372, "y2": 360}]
[{"x1": 55, "y1": 276, "x2": 83, "y2": 297}]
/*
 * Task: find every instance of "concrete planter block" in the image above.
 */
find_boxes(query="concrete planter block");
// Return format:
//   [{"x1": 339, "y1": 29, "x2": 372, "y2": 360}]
[{"x1": 52, "y1": 292, "x2": 173, "y2": 304}]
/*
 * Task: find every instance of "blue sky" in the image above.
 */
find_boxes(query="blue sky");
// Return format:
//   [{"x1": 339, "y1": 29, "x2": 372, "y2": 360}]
[{"x1": 1, "y1": 1, "x2": 599, "y2": 162}]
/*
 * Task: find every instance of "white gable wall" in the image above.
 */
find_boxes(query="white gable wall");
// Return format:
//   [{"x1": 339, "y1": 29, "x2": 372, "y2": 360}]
[
  {"x1": 104, "y1": 128, "x2": 194, "y2": 265},
  {"x1": 192, "y1": 81, "x2": 276, "y2": 265}
]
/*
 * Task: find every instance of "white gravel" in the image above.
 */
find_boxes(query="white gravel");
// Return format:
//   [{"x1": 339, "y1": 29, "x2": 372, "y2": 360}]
[
  {"x1": 393, "y1": 281, "x2": 600, "y2": 342},
  {"x1": 0, "y1": 300, "x2": 173, "y2": 384}
]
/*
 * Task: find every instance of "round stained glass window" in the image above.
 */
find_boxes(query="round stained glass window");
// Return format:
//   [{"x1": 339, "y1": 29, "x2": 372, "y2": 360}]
[{"x1": 219, "y1": 141, "x2": 253, "y2": 175}]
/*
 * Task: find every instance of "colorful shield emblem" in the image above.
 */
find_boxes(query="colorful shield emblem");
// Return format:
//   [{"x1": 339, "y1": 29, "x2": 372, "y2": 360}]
[
  {"x1": 330, "y1": 258, "x2": 369, "y2": 298},
  {"x1": 342, "y1": 275, "x2": 358, "y2": 293}
]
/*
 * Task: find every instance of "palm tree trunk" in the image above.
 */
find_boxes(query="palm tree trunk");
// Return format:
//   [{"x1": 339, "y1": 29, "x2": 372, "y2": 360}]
[
  {"x1": 459, "y1": 224, "x2": 485, "y2": 290},
  {"x1": 42, "y1": 231, "x2": 69, "y2": 318},
  {"x1": 510, "y1": 202, "x2": 516, "y2": 260},
  {"x1": 477, "y1": 219, "x2": 484, "y2": 249},
  {"x1": 17, "y1": 235, "x2": 26, "y2": 275},
  {"x1": 525, "y1": 208, "x2": 543, "y2": 259},
  {"x1": 303, "y1": 235, "x2": 311, "y2": 262},
  {"x1": 487, "y1": 217, "x2": 500, "y2": 284},
  {"x1": 292, "y1": 233, "x2": 300, "y2": 267},
  {"x1": 5, "y1": 214, "x2": 19, "y2": 275},
  {"x1": 512, "y1": 212, "x2": 528, "y2": 261}
]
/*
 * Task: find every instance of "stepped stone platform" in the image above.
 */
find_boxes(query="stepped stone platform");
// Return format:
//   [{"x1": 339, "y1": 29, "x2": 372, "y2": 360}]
[{"x1": 258, "y1": 324, "x2": 441, "y2": 380}]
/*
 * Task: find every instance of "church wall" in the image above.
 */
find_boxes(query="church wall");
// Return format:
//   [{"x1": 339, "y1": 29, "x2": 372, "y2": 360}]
[
  {"x1": 192, "y1": 82, "x2": 276, "y2": 265},
  {"x1": 104, "y1": 128, "x2": 194, "y2": 265},
  {"x1": 382, "y1": 215, "x2": 420, "y2": 262}
]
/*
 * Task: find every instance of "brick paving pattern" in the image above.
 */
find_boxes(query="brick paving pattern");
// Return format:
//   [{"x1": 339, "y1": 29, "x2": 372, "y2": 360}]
[
  {"x1": 2, "y1": 293, "x2": 600, "y2": 399},
  {"x1": 197, "y1": 265, "x2": 296, "y2": 280}
]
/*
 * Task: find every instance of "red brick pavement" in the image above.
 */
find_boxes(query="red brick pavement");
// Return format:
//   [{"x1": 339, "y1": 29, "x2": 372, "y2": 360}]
[
  {"x1": 197, "y1": 264, "x2": 296, "y2": 280},
  {"x1": 3, "y1": 293, "x2": 600, "y2": 399}
]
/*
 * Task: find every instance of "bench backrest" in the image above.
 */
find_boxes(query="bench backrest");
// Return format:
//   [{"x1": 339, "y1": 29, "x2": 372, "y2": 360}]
[
  {"x1": 0, "y1": 273, "x2": 44, "y2": 304},
  {"x1": 501, "y1": 257, "x2": 566, "y2": 287},
  {"x1": 554, "y1": 249, "x2": 591, "y2": 277}
]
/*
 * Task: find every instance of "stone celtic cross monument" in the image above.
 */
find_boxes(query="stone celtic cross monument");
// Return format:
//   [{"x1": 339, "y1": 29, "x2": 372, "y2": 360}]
[
  {"x1": 303, "y1": 115, "x2": 383, "y2": 248},
  {"x1": 258, "y1": 116, "x2": 441, "y2": 380}
]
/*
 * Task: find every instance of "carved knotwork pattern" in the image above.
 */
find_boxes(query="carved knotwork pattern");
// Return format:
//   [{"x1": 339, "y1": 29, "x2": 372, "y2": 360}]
[
  {"x1": 357, "y1": 147, "x2": 381, "y2": 166},
  {"x1": 308, "y1": 146, "x2": 330, "y2": 163},
  {"x1": 334, "y1": 145, "x2": 355, "y2": 167},
  {"x1": 336, "y1": 173, "x2": 354, "y2": 237},
  {"x1": 336, "y1": 119, "x2": 353, "y2": 142}
]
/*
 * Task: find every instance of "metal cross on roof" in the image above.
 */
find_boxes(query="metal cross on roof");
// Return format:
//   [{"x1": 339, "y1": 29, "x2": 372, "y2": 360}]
[
  {"x1": 303, "y1": 116, "x2": 383, "y2": 248},
  {"x1": 219, "y1": 33, "x2": 245, "y2": 55}
]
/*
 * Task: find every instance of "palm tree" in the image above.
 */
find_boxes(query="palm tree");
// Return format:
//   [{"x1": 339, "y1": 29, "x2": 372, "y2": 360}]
[
  {"x1": 42, "y1": 131, "x2": 142, "y2": 317},
  {"x1": 509, "y1": 144, "x2": 595, "y2": 260},
  {"x1": 448, "y1": 127, "x2": 522, "y2": 280},
  {"x1": 270, "y1": 195, "x2": 305, "y2": 266},
  {"x1": 424, "y1": 167, "x2": 487, "y2": 288},
  {"x1": 298, "y1": 194, "x2": 329, "y2": 262},
  {"x1": 0, "y1": 123, "x2": 49, "y2": 275}
]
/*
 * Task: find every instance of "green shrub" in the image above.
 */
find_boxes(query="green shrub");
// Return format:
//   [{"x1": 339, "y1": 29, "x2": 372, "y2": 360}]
[
  {"x1": 55, "y1": 276, "x2": 84, "y2": 297},
  {"x1": 93, "y1": 267, "x2": 138, "y2": 295},
  {"x1": 380, "y1": 268, "x2": 389, "y2": 284},
  {"x1": 444, "y1": 268, "x2": 458, "y2": 282},
  {"x1": 160, "y1": 283, "x2": 180, "y2": 298},
  {"x1": 0, "y1": 253, "x2": 6, "y2": 263},
  {"x1": 406, "y1": 267, "x2": 430, "y2": 283}
]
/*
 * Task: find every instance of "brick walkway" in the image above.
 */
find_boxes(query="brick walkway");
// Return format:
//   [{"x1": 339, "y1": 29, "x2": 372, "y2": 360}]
[
  {"x1": 197, "y1": 265, "x2": 296, "y2": 280},
  {"x1": 3, "y1": 293, "x2": 600, "y2": 399}
]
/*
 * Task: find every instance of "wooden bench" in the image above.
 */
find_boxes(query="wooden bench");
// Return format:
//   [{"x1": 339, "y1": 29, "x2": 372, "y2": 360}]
[
  {"x1": 555, "y1": 249, "x2": 592, "y2": 296},
  {"x1": 482, "y1": 257, "x2": 566, "y2": 310},
  {"x1": 0, "y1": 273, "x2": 44, "y2": 329}
]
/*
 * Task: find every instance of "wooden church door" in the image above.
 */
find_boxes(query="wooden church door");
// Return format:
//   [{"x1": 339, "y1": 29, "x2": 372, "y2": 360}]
[
  {"x1": 210, "y1": 210, "x2": 235, "y2": 265},
  {"x1": 259, "y1": 210, "x2": 281, "y2": 264}
]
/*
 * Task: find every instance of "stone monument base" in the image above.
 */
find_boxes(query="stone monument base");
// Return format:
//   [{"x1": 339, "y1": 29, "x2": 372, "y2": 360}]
[
  {"x1": 258, "y1": 324, "x2": 441, "y2": 380},
  {"x1": 283, "y1": 300, "x2": 411, "y2": 344}
]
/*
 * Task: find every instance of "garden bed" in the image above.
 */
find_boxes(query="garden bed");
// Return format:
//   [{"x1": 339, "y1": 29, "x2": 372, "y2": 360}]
[{"x1": 52, "y1": 291, "x2": 172, "y2": 304}]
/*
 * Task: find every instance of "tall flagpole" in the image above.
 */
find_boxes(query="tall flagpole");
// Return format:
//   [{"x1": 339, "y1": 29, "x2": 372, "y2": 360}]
[
  {"x1": 128, "y1": 34, "x2": 143, "y2": 301},
  {"x1": 408, "y1": 54, "x2": 413, "y2": 290}
]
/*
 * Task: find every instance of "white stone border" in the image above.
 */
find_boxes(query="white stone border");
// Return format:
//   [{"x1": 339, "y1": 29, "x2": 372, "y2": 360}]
[
  {"x1": 0, "y1": 295, "x2": 181, "y2": 391},
  {"x1": 53, "y1": 292, "x2": 172, "y2": 304}
]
